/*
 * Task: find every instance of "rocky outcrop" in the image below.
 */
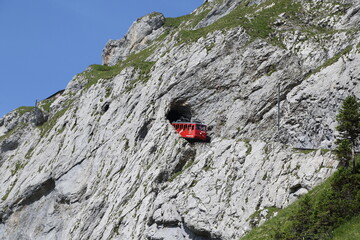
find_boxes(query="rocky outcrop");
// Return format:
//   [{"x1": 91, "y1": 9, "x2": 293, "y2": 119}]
[
  {"x1": 102, "y1": 12, "x2": 165, "y2": 66},
  {"x1": 0, "y1": 0, "x2": 359, "y2": 239}
]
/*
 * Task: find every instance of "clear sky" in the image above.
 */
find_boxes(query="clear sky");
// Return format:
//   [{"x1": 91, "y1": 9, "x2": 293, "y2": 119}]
[{"x1": 0, "y1": 0, "x2": 203, "y2": 117}]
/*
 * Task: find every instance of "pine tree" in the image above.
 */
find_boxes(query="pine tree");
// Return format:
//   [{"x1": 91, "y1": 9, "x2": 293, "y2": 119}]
[{"x1": 335, "y1": 96, "x2": 360, "y2": 172}]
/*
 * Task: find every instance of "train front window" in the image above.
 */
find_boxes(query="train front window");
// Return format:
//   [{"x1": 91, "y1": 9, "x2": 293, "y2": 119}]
[{"x1": 196, "y1": 125, "x2": 205, "y2": 131}]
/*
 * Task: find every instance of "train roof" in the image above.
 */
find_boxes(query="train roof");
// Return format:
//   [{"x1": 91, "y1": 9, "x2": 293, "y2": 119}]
[{"x1": 172, "y1": 121, "x2": 206, "y2": 125}]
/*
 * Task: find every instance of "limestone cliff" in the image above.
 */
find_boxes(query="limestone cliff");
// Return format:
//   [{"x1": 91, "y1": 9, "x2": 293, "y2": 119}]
[{"x1": 0, "y1": 0, "x2": 359, "y2": 239}]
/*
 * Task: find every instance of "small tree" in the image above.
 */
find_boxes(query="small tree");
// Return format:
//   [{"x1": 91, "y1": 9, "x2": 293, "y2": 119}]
[{"x1": 335, "y1": 96, "x2": 360, "y2": 172}]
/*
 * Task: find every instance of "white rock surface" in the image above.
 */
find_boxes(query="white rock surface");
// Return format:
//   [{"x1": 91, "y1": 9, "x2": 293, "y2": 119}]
[{"x1": 0, "y1": 0, "x2": 359, "y2": 239}]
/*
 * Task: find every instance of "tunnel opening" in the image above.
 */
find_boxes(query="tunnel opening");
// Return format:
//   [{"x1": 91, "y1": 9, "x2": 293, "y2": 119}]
[
  {"x1": 166, "y1": 102, "x2": 192, "y2": 123},
  {"x1": 166, "y1": 101, "x2": 210, "y2": 143}
]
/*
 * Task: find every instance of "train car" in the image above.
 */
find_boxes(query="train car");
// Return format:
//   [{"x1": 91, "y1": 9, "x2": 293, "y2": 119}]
[{"x1": 171, "y1": 120, "x2": 207, "y2": 141}]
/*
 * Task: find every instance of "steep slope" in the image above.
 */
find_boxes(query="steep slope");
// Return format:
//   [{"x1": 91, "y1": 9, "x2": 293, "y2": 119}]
[{"x1": 0, "y1": 0, "x2": 359, "y2": 239}]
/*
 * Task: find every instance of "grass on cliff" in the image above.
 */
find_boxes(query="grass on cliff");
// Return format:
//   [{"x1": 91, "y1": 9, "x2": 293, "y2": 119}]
[
  {"x1": 14, "y1": 106, "x2": 35, "y2": 116},
  {"x1": 37, "y1": 99, "x2": 74, "y2": 138},
  {"x1": 0, "y1": 127, "x2": 17, "y2": 142},
  {"x1": 167, "y1": 0, "x2": 302, "y2": 46},
  {"x1": 332, "y1": 215, "x2": 360, "y2": 240},
  {"x1": 167, "y1": 0, "x2": 352, "y2": 49},
  {"x1": 38, "y1": 98, "x2": 56, "y2": 112},
  {"x1": 306, "y1": 45, "x2": 353, "y2": 79},
  {"x1": 164, "y1": 1, "x2": 211, "y2": 29},
  {"x1": 241, "y1": 160, "x2": 360, "y2": 240},
  {"x1": 80, "y1": 47, "x2": 156, "y2": 90}
]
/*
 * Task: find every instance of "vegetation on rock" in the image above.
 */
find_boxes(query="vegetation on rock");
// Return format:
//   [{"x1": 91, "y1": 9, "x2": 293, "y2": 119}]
[
  {"x1": 242, "y1": 97, "x2": 360, "y2": 240},
  {"x1": 241, "y1": 163, "x2": 360, "y2": 240},
  {"x1": 15, "y1": 106, "x2": 35, "y2": 116},
  {"x1": 80, "y1": 46, "x2": 156, "y2": 90}
]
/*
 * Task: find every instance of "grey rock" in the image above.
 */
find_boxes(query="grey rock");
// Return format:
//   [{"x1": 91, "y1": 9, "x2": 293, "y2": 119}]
[
  {"x1": 102, "y1": 12, "x2": 165, "y2": 66},
  {"x1": 0, "y1": 0, "x2": 360, "y2": 240}
]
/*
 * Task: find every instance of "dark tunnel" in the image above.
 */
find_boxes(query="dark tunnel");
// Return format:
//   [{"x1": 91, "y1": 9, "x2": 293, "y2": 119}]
[{"x1": 166, "y1": 102, "x2": 192, "y2": 123}]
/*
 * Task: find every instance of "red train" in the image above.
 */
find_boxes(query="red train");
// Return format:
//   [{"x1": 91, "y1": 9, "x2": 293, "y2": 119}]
[{"x1": 172, "y1": 120, "x2": 207, "y2": 141}]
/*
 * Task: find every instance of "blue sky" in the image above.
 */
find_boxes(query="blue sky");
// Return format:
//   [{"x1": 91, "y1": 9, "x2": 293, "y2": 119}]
[{"x1": 0, "y1": 0, "x2": 203, "y2": 117}]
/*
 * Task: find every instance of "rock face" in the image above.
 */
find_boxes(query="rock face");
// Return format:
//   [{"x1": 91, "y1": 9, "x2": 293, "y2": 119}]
[
  {"x1": 0, "y1": 0, "x2": 359, "y2": 239},
  {"x1": 102, "y1": 12, "x2": 165, "y2": 66}
]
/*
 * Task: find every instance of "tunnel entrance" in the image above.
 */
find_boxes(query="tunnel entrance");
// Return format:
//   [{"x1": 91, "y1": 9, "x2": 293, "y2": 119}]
[
  {"x1": 166, "y1": 101, "x2": 210, "y2": 143},
  {"x1": 166, "y1": 101, "x2": 192, "y2": 123}
]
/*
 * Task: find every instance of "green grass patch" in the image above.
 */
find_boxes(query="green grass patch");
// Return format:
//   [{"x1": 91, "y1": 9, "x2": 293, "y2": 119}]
[
  {"x1": 164, "y1": 2, "x2": 210, "y2": 29},
  {"x1": 1, "y1": 190, "x2": 10, "y2": 201},
  {"x1": 248, "y1": 207, "x2": 280, "y2": 227},
  {"x1": 244, "y1": 139, "x2": 252, "y2": 155},
  {"x1": 105, "y1": 87, "x2": 112, "y2": 98},
  {"x1": 11, "y1": 161, "x2": 26, "y2": 175},
  {"x1": 321, "y1": 149, "x2": 332, "y2": 155},
  {"x1": 332, "y1": 215, "x2": 360, "y2": 240},
  {"x1": 39, "y1": 98, "x2": 56, "y2": 112},
  {"x1": 1, "y1": 180, "x2": 17, "y2": 201},
  {"x1": 266, "y1": 64, "x2": 277, "y2": 76},
  {"x1": 38, "y1": 103, "x2": 72, "y2": 138},
  {"x1": 79, "y1": 46, "x2": 156, "y2": 91},
  {"x1": 168, "y1": 0, "x2": 352, "y2": 50},
  {"x1": 319, "y1": 45, "x2": 352, "y2": 69},
  {"x1": 174, "y1": 0, "x2": 301, "y2": 46},
  {"x1": 296, "y1": 148, "x2": 316, "y2": 154},
  {"x1": 25, "y1": 147, "x2": 35, "y2": 159},
  {"x1": 147, "y1": 12, "x2": 163, "y2": 18},
  {"x1": 0, "y1": 123, "x2": 28, "y2": 142},
  {"x1": 169, "y1": 159, "x2": 194, "y2": 182},
  {"x1": 15, "y1": 106, "x2": 35, "y2": 116},
  {"x1": 205, "y1": 42, "x2": 216, "y2": 52},
  {"x1": 0, "y1": 128, "x2": 16, "y2": 142},
  {"x1": 156, "y1": 31, "x2": 170, "y2": 43},
  {"x1": 165, "y1": 14, "x2": 193, "y2": 28}
]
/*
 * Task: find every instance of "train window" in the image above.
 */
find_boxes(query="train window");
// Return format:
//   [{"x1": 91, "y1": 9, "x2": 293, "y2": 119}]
[
  {"x1": 191, "y1": 125, "x2": 194, "y2": 130},
  {"x1": 196, "y1": 125, "x2": 205, "y2": 131}
]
